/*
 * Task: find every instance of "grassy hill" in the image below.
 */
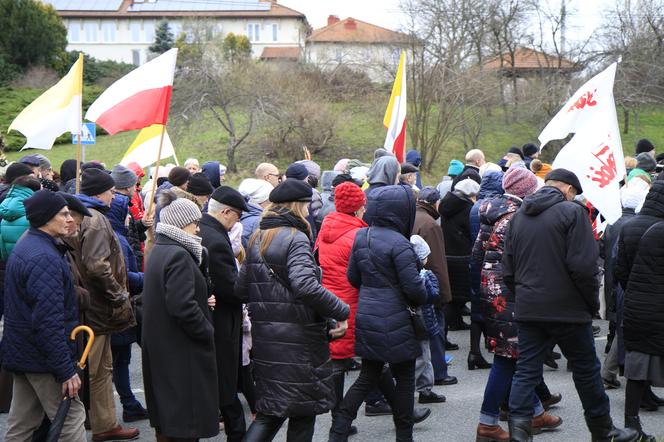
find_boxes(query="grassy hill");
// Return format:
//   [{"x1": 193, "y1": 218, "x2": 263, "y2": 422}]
[{"x1": 3, "y1": 87, "x2": 663, "y2": 187}]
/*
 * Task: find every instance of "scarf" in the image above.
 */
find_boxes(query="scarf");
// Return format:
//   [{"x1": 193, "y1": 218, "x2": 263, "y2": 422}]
[
  {"x1": 156, "y1": 222, "x2": 203, "y2": 264},
  {"x1": 259, "y1": 206, "x2": 311, "y2": 238}
]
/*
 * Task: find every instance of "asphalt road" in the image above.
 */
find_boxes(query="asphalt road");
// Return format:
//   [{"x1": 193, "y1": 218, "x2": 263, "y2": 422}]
[{"x1": 2, "y1": 319, "x2": 664, "y2": 441}]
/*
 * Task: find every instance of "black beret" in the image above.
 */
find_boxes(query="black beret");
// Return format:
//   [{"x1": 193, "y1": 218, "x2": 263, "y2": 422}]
[
  {"x1": 400, "y1": 163, "x2": 419, "y2": 174},
  {"x1": 59, "y1": 192, "x2": 92, "y2": 217},
  {"x1": 187, "y1": 173, "x2": 214, "y2": 196},
  {"x1": 24, "y1": 189, "x2": 68, "y2": 228},
  {"x1": 210, "y1": 186, "x2": 249, "y2": 212},
  {"x1": 5, "y1": 162, "x2": 34, "y2": 184},
  {"x1": 545, "y1": 168, "x2": 583, "y2": 194},
  {"x1": 18, "y1": 154, "x2": 41, "y2": 167},
  {"x1": 168, "y1": 166, "x2": 191, "y2": 187},
  {"x1": 269, "y1": 179, "x2": 313, "y2": 204},
  {"x1": 80, "y1": 168, "x2": 115, "y2": 196},
  {"x1": 522, "y1": 143, "x2": 539, "y2": 157}
]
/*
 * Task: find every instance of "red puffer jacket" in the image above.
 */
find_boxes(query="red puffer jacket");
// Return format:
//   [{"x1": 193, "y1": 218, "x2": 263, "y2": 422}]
[{"x1": 315, "y1": 211, "x2": 367, "y2": 360}]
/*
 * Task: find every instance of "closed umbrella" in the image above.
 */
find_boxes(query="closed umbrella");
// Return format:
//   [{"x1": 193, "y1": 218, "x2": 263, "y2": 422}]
[{"x1": 45, "y1": 325, "x2": 95, "y2": 442}]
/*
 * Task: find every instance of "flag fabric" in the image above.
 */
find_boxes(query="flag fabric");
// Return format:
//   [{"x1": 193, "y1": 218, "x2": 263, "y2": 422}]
[
  {"x1": 383, "y1": 51, "x2": 407, "y2": 163},
  {"x1": 86, "y1": 48, "x2": 178, "y2": 135},
  {"x1": 120, "y1": 124, "x2": 175, "y2": 168},
  {"x1": 539, "y1": 63, "x2": 625, "y2": 224},
  {"x1": 8, "y1": 54, "x2": 83, "y2": 150}
]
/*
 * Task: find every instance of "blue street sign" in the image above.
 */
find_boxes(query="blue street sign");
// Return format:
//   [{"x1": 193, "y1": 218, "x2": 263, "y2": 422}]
[{"x1": 72, "y1": 122, "x2": 96, "y2": 145}]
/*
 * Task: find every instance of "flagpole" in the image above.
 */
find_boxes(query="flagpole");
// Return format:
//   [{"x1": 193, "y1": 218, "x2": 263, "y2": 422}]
[
  {"x1": 146, "y1": 125, "x2": 167, "y2": 219},
  {"x1": 172, "y1": 151, "x2": 180, "y2": 166},
  {"x1": 75, "y1": 54, "x2": 84, "y2": 194}
]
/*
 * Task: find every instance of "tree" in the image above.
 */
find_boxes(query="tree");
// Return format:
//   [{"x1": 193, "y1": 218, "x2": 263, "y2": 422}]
[
  {"x1": 0, "y1": 0, "x2": 67, "y2": 70},
  {"x1": 222, "y1": 33, "x2": 252, "y2": 63},
  {"x1": 149, "y1": 21, "x2": 174, "y2": 54}
]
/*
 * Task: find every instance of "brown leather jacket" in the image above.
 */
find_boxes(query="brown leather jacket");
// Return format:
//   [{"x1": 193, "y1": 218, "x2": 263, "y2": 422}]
[{"x1": 64, "y1": 207, "x2": 135, "y2": 335}]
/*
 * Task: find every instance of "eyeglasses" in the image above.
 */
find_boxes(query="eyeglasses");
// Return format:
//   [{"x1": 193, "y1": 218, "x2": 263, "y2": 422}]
[
  {"x1": 268, "y1": 173, "x2": 282, "y2": 183},
  {"x1": 228, "y1": 208, "x2": 242, "y2": 218}
]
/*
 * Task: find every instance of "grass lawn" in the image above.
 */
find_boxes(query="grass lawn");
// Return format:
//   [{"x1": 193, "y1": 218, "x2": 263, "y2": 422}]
[{"x1": 5, "y1": 103, "x2": 664, "y2": 188}]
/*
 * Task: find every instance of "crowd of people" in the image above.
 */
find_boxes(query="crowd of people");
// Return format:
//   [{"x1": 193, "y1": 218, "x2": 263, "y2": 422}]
[{"x1": 0, "y1": 138, "x2": 662, "y2": 442}]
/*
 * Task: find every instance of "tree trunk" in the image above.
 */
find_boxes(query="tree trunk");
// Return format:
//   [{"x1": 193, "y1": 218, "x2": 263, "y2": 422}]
[
  {"x1": 623, "y1": 107, "x2": 629, "y2": 134},
  {"x1": 227, "y1": 138, "x2": 237, "y2": 173}
]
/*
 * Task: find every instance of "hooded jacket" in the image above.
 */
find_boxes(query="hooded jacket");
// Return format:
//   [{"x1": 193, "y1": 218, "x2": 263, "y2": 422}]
[
  {"x1": 349, "y1": 184, "x2": 427, "y2": 363},
  {"x1": 502, "y1": 187, "x2": 599, "y2": 323},
  {"x1": 365, "y1": 156, "x2": 400, "y2": 200},
  {"x1": 473, "y1": 194, "x2": 522, "y2": 358},
  {"x1": 315, "y1": 211, "x2": 367, "y2": 360},
  {"x1": 406, "y1": 150, "x2": 423, "y2": 189},
  {"x1": 202, "y1": 161, "x2": 223, "y2": 188},
  {"x1": 0, "y1": 185, "x2": 34, "y2": 259},
  {"x1": 439, "y1": 190, "x2": 474, "y2": 303},
  {"x1": 240, "y1": 202, "x2": 263, "y2": 248}
]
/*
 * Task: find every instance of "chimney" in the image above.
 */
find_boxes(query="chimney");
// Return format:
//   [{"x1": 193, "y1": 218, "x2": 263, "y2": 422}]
[
  {"x1": 344, "y1": 18, "x2": 357, "y2": 30},
  {"x1": 327, "y1": 15, "x2": 340, "y2": 26}
]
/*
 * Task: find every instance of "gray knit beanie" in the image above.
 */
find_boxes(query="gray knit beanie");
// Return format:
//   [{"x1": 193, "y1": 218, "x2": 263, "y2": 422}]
[
  {"x1": 158, "y1": 190, "x2": 202, "y2": 228},
  {"x1": 111, "y1": 165, "x2": 138, "y2": 189}
]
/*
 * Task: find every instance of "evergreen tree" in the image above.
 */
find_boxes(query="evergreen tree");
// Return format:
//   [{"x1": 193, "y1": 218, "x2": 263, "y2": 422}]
[{"x1": 149, "y1": 21, "x2": 174, "y2": 54}]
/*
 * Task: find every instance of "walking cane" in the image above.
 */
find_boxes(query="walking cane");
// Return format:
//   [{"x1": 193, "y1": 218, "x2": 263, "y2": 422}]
[{"x1": 45, "y1": 325, "x2": 95, "y2": 442}]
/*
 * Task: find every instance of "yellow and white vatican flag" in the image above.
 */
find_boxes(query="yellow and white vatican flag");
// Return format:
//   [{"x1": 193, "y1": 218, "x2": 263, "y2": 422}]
[
  {"x1": 9, "y1": 54, "x2": 83, "y2": 150},
  {"x1": 120, "y1": 124, "x2": 175, "y2": 168}
]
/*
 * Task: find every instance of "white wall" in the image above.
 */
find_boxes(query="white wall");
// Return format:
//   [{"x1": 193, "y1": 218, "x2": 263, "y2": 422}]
[
  {"x1": 305, "y1": 42, "x2": 405, "y2": 82},
  {"x1": 63, "y1": 17, "x2": 305, "y2": 65}
]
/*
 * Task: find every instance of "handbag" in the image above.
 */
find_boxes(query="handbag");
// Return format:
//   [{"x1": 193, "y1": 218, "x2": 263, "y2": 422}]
[{"x1": 366, "y1": 228, "x2": 428, "y2": 341}]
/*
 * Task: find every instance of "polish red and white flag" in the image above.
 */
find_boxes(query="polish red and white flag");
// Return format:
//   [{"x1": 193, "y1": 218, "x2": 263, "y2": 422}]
[{"x1": 85, "y1": 48, "x2": 178, "y2": 134}]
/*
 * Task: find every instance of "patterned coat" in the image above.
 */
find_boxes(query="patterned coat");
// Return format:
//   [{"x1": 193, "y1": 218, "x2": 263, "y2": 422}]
[{"x1": 472, "y1": 194, "x2": 521, "y2": 359}]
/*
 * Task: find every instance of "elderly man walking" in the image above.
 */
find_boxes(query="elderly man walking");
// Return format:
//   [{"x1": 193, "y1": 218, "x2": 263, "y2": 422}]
[
  {"x1": 2, "y1": 190, "x2": 85, "y2": 442},
  {"x1": 503, "y1": 169, "x2": 637, "y2": 442}
]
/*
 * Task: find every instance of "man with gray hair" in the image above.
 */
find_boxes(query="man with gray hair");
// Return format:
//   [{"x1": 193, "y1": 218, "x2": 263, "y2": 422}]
[
  {"x1": 198, "y1": 186, "x2": 249, "y2": 442},
  {"x1": 452, "y1": 149, "x2": 485, "y2": 190}
]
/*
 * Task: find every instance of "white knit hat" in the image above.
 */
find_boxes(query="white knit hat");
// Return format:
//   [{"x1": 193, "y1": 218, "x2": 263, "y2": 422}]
[
  {"x1": 410, "y1": 235, "x2": 431, "y2": 262},
  {"x1": 238, "y1": 178, "x2": 273, "y2": 205},
  {"x1": 455, "y1": 178, "x2": 481, "y2": 197}
]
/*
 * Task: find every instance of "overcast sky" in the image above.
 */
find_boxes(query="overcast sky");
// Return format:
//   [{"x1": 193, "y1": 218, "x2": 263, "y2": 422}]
[{"x1": 280, "y1": 0, "x2": 614, "y2": 48}]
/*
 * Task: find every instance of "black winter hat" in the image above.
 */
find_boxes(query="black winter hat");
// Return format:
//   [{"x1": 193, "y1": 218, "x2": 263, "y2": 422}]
[
  {"x1": 168, "y1": 166, "x2": 191, "y2": 187},
  {"x1": 24, "y1": 189, "x2": 67, "y2": 228},
  {"x1": 5, "y1": 162, "x2": 34, "y2": 184},
  {"x1": 285, "y1": 163, "x2": 309, "y2": 180},
  {"x1": 270, "y1": 179, "x2": 313, "y2": 203},
  {"x1": 400, "y1": 163, "x2": 419, "y2": 174},
  {"x1": 545, "y1": 168, "x2": 583, "y2": 194},
  {"x1": 522, "y1": 143, "x2": 539, "y2": 157},
  {"x1": 211, "y1": 186, "x2": 249, "y2": 212},
  {"x1": 59, "y1": 192, "x2": 92, "y2": 217},
  {"x1": 636, "y1": 152, "x2": 657, "y2": 173},
  {"x1": 80, "y1": 168, "x2": 115, "y2": 196},
  {"x1": 508, "y1": 146, "x2": 525, "y2": 159},
  {"x1": 81, "y1": 161, "x2": 105, "y2": 171},
  {"x1": 332, "y1": 173, "x2": 354, "y2": 188},
  {"x1": 18, "y1": 154, "x2": 41, "y2": 167},
  {"x1": 636, "y1": 139, "x2": 655, "y2": 155},
  {"x1": 187, "y1": 173, "x2": 214, "y2": 196}
]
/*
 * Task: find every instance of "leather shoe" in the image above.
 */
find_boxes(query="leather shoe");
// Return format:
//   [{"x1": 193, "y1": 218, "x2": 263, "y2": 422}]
[
  {"x1": 532, "y1": 412, "x2": 562, "y2": 434},
  {"x1": 123, "y1": 405, "x2": 148, "y2": 422},
  {"x1": 476, "y1": 423, "x2": 509, "y2": 442},
  {"x1": 418, "y1": 391, "x2": 446, "y2": 404},
  {"x1": 92, "y1": 425, "x2": 140, "y2": 441},
  {"x1": 445, "y1": 341, "x2": 459, "y2": 351},
  {"x1": 413, "y1": 407, "x2": 431, "y2": 424},
  {"x1": 541, "y1": 393, "x2": 562, "y2": 410},
  {"x1": 365, "y1": 400, "x2": 391, "y2": 416},
  {"x1": 435, "y1": 376, "x2": 458, "y2": 386}
]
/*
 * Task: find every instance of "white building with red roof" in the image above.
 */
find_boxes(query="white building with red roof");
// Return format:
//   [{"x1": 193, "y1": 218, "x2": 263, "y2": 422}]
[
  {"x1": 305, "y1": 15, "x2": 410, "y2": 82},
  {"x1": 43, "y1": 0, "x2": 308, "y2": 65}
]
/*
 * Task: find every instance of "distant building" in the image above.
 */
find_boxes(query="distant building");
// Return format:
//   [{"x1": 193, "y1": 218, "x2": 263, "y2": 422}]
[
  {"x1": 483, "y1": 47, "x2": 577, "y2": 77},
  {"x1": 43, "y1": 0, "x2": 307, "y2": 65},
  {"x1": 305, "y1": 15, "x2": 410, "y2": 82}
]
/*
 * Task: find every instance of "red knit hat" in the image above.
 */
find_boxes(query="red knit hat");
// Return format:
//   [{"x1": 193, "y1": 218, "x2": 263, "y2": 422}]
[
  {"x1": 334, "y1": 182, "x2": 366, "y2": 214},
  {"x1": 502, "y1": 166, "x2": 538, "y2": 198}
]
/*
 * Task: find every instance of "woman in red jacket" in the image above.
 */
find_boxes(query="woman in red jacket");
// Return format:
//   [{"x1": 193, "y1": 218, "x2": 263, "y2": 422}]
[{"x1": 314, "y1": 180, "x2": 367, "y2": 427}]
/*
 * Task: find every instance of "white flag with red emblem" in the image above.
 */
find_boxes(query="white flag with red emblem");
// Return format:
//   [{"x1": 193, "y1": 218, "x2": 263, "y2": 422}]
[{"x1": 539, "y1": 63, "x2": 625, "y2": 223}]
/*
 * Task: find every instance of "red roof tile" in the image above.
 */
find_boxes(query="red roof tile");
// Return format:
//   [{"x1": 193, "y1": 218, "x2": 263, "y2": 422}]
[
  {"x1": 483, "y1": 47, "x2": 576, "y2": 71},
  {"x1": 308, "y1": 17, "x2": 409, "y2": 44},
  {"x1": 260, "y1": 46, "x2": 300, "y2": 60}
]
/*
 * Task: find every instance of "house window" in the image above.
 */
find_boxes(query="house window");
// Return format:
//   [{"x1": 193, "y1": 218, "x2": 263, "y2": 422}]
[
  {"x1": 247, "y1": 23, "x2": 260, "y2": 42},
  {"x1": 335, "y1": 47, "x2": 343, "y2": 63},
  {"x1": 130, "y1": 22, "x2": 141, "y2": 42},
  {"x1": 271, "y1": 23, "x2": 278, "y2": 42},
  {"x1": 144, "y1": 21, "x2": 155, "y2": 43},
  {"x1": 170, "y1": 22, "x2": 182, "y2": 40},
  {"x1": 132, "y1": 49, "x2": 141, "y2": 66},
  {"x1": 84, "y1": 22, "x2": 98, "y2": 42},
  {"x1": 68, "y1": 21, "x2": 80, "y2": 42},
  {"x1": 102, "y1": 22, "x2": 116, "y2": 42}
]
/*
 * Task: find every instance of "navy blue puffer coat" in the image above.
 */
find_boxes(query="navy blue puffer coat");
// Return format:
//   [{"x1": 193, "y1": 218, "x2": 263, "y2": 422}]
[{"x1": 348, "y1": 184, "x2": 428, "y2": 363}]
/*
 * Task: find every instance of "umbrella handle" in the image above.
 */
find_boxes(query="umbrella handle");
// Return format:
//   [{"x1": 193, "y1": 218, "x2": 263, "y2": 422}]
[{"x1": 70, "y1": 325, "x2": 95, "y2": 369}]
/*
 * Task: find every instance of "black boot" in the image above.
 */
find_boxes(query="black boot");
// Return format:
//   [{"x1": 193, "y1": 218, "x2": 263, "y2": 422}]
[
  {"x1": 328, "y1": 415, "x2": 352, "y2": 442},
  {"x1": 625, "y1": 415, "x2": 656, "y2": 442},
  {"x1": 468, "y1": 353, "x2": 492, "y2": 370},
  {"x1": 585, "y1": 414, "x2": 639, "y2": 442},
  {"x1": 508, "y1": 417, "x2": 533, "y2": 442}
]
